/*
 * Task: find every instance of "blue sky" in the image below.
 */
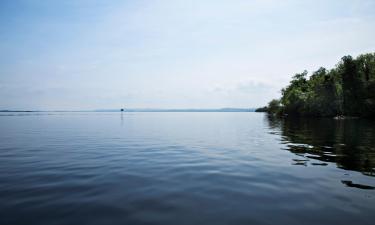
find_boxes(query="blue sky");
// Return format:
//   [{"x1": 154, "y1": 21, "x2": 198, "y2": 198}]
[{"x1": 1, "y1": 0, "x2": 374, "y2": 110}]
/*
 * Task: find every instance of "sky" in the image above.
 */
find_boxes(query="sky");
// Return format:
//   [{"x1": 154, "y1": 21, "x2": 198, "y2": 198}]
[{"x1": 0, "y1": 0, "x2": 374, "y2": 110}]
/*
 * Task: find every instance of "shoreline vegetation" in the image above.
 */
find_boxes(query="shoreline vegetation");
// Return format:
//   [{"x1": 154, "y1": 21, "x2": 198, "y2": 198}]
[{"x1": 256, "y1": 53, "x2": 375, "y2": 119}]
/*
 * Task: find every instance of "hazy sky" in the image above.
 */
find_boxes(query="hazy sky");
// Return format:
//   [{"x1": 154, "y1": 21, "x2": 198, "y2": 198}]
[{"x1": 1, "y1": 0, "x2": 374, "y2": 110}]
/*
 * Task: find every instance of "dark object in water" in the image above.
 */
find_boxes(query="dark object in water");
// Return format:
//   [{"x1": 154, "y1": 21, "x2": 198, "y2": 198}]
[
  {"x1": 341, "y1": 180, "x2": 375, "y2": 190},
  {"x1": 121, "y1": 108, "x2": 124, "y2": 112}
]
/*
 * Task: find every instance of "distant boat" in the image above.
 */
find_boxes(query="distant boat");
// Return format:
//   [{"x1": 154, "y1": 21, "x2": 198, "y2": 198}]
[{"x1": 121, "y1": 108, "x2": 124, "y2": 112}]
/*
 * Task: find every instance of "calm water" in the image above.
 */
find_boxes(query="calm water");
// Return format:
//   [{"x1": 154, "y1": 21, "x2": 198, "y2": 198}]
[{"x1": 0, "y1": 112, "x2": 374, "y2": 225}]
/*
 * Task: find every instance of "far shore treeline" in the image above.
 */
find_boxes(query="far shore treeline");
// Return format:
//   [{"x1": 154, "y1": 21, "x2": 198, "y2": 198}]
[{"x1": 256, "y1": 53, "x2": 375, "y2": 118}]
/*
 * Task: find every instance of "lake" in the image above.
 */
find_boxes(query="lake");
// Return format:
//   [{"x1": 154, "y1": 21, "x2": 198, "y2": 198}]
[{"x1": 0, "y1": 112, "x2": 374, "y2": 225}]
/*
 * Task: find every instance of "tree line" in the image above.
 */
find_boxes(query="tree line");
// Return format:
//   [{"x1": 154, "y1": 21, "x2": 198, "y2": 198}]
[{"x1": 256, "y1": 53, "x2": 375, "y2": 118}]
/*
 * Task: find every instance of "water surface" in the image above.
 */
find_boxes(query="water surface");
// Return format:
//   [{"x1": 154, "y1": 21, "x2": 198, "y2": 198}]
[{"x1": 0, "y1": 112, "x2": 374, "y2": 225}]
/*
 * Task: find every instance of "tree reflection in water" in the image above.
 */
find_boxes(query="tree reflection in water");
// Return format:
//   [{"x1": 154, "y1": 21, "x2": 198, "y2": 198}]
[{"x1": 265, "y1": 115, "x2": 375, "y2": 177}]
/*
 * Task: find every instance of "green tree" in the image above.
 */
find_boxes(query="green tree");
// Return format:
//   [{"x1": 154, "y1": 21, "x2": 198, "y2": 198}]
[
  {"x1": 257, "y1": 52, "x2": 375, "y2": 118},
  {"x1": 280, "y1": 71, "x2": 309, "y2": 115},
  {"x1": 306, "y1": 67, "x2": 340, "y2": 116},
  {"x1": 267, "y1": 99, "x2": 281, "y2": 114},
  {"x1": 339, "y1": 56, "x2": 364, "y2": 116},
  {"x1": 357, "y1": 53, "x2": 375, "y2": 117}
]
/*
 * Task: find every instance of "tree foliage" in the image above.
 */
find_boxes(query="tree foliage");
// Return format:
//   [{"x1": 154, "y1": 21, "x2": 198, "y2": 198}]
[{"x1": 259, "y1": 53, "x2": 375, "y2": 118}]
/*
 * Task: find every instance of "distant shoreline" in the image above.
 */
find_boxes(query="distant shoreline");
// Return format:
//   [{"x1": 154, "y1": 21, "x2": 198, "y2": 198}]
[{"x1": 0, "y1": 108, "x2": 256, "y2": 113}]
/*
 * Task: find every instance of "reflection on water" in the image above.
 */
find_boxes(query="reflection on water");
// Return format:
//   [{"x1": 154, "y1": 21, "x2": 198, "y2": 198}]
[
  {"x1": 266, "y1": 115, "x2": 375, "y2": 188},
  {"x1": 341, "y1": 180, "x2": 375, "y2": 190},
  {"x1": 0, "y1": 112, "x2": 374, "y2": 225}
]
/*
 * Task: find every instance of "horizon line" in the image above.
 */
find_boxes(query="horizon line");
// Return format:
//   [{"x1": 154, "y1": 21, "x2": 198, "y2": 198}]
[{"x1": 0, "y1": 107, "x2": 257, "y2": 113}]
